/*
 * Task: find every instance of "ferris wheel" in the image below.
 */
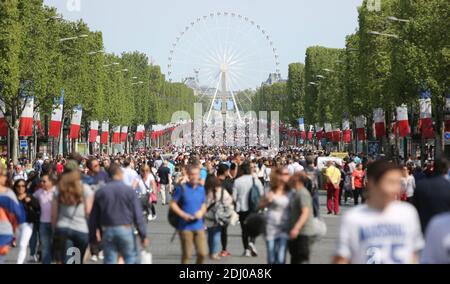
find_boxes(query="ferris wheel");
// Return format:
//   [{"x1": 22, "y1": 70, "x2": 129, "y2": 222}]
[{"x1": 167, "y1": 12, "x2": 280, "y2": 121}]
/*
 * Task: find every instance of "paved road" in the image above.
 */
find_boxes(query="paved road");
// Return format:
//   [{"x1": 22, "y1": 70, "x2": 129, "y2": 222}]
[{"x1": 4, "y1": 191, "x2": 352, "y2": 264}]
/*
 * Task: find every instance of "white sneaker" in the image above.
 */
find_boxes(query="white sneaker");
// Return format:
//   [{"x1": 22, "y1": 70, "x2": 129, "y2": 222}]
[
  {"x1": 99, "y1": 252, "x2": 104, "y2": 260},
  {"x1": 242, "y1": 249, "x2": 252, "y2": 257},
  {"x1": 147, "y1": 214, "x2": 153, "y2": 221},
  {"x1": 30, "y1": 255, "x2": 39, "y2": 263},
  {"x1": 90, "y1": 255, "x2": 98, "y2": 262},
  {"x1": 248, "y1": 242, "x2": 258, "y2": 257}
]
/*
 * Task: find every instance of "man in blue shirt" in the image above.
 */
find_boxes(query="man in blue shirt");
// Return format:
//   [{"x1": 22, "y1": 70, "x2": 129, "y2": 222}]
[
  {"x1": 170, "y1": 164, "x2": 207, "y2": 264},
  {"x1": 89, "y1": 164, "x2": 148, "y2": 264}
]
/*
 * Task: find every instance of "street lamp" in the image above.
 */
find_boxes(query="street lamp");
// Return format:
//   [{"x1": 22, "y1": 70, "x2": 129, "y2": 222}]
[
  {"x1": 115, "y1": 69, "x2": 128, "y2": 73},
  {"x1": 316, "y1": 75, "x2": 326, "y2": 79},
  {"x1": 87, "y1": 50, "x2": 104, "y2": 55},
  {"x1": 308, "y1": 82, "x2": 318, "y2": 86},
  {"x1": 368, "y1": 30, "x2": 400, "y2": 39},
  {"x1": 103, "y1": 62, "x2": 120, "y2": 67},
  {"x1": 47, "y1": 15, "x2": 63, "y2": 21},
  {"x1": 323, "y1": 68, "x2": 335, "y2": 73},
  {"x1": 59, "y1": 34, "x2": 89, "y2": 42},
  {"x1": 387, "y1": 16, "x2": 410, "y2": 23}
]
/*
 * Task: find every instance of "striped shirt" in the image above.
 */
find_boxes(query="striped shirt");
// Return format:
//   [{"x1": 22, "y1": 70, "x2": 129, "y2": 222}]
[{"x1": 0, "y1": 188, "x2": 26, "y2": 252}]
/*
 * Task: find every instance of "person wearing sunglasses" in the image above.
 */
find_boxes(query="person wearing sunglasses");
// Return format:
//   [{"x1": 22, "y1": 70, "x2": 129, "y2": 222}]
[{"x1": 13, "y1": 179, "x2": 40, "y2": 264}]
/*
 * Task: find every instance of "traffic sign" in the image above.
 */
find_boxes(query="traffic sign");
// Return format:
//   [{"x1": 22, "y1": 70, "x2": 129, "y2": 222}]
[{"x1": 19, "y1": 140, "x2": 28, "y2": 149}]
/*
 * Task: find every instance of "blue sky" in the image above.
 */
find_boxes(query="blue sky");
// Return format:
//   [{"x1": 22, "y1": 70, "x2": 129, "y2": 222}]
[{"x1": 44, "y1": 0, "x2": 363, "y2": 85}]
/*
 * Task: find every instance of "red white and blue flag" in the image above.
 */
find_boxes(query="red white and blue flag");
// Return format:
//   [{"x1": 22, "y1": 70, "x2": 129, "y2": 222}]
[
  {"x1": 33, "y1": 109, "x2": 44, "y2": 137},
  {"x1": 419, "y1": 91, "x2": 434, "y2": 139},
  {"x1": 49, "y1": 93, "x2": 64, "y2": 138},
  {"x1": 0, "y1": 98, "x2": 7, "y2": 137},
  {"x1": 69, "y1": 106, "x2": 83, "y2": 139},
  {"x1": 101, "y1": 121, "x2": 109, "y2": 145},
  {"x1": 324, "y1": 123, "x2": 332, "y2": 140},
  {"x1": 121, "y1": 126, "x2": 128, "y2": 143},
  {"x1": 112, "y1": 126, "x2": 121, "y2": 144},
  {"x1": 298, "y1": 118, "x2": 306, "y2": 139},
  {"x1": 89, "y1": 121, "x2": 99, "y2": 143},
  {"x1": 373, "y1": 108, "x2": 386, "y2": 139},
  {"x1": 135, "y1": 125, "x2": 145, "y2": 141},
  {"x1": 19, "y1": 97, "x2": 34, "y2": 137},
  {"x1": 396, "y1": 105, "x2": 410, "y2": 137},
  {"x1": 315, "y1": 124, "x2": 323, "y2": 141},
  {"x1": 332, "y1": 126, "x2": 341, "y2": 143},
  {"x1": 342, "y1": 119, "x2": 351, "y2": 143},
  {"x1": 307, "y1": 125, "x2": 314, "y2": 141},
  {"x1": 355, "y1": 115, "x2": 366, "y2": 141}
]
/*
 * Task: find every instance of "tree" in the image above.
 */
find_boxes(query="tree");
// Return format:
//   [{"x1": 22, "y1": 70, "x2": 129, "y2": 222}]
[
  {"x1": 287, "y1": 63, "x2": 306, "y2": 125},
  {"x1": 395, "y1": 0, "x2": 450, "y2": 155},
  {"x1": 304, "y1": 46, "x2": 344, "y2": 125},
  {"x1": 0, "y1": 0, "x2": 20, "y2": 161}
]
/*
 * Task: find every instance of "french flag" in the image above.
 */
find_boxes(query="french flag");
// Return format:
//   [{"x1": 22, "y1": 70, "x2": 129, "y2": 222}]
[
  {"x1": 355, "y1": 115, "x2": 366, "y2": 141},
  {"x1": 100, "y1": 121, "x2": 109, "y2": 145},
  {"x1": 69, "y1": 106, "x2": 83, "y2": 140},
  {"x1": 307, "y1": 125, "x2": 313, "y2": 141},
  {"x1": 332, "y1": 127, "x2": 341, "y2": 143},
  {"x1": 135, "y1": 125, "x2": 145, "y2": 141},
  {"x1": 419, "y1": 91, "x2": 434, "y2": 139},
  {"x1": 342, "y1": 119, "x2": 351, "y2": 143},
  {"x1": 298, "y1": 118, "x2": 306, "y2": 139},
  {"x1": 396, "y1": 105, "x2": 410, "y2": 137},
  {"x1": 49, "y1": 94, "x2": 64, "y2": 138},
  {"x1": 121, "y1": 126, "x2": 128, "y2": 143},
  {"x1": 19, "y1": 97, "x2": 34, "y2": 137},
  {"x1": 112, "y1": 126, "x2": 121, "y2": 144},
  {"x1": 373, "y1": 108, "x2": 386, "y2": 139},
  {"x1": 89, "y1": 121, "x2": 99, "y2": 143},
  {"x1": 315, "y1": 124, "x2": 323, "y2": 141},
  {"x1": 33, "y1": 109, "x2": 44, "y2": 137},
  {"x1": 324, "y1": 123, "x2": 333, "y2": 140},
  {"x1": 0, "y1": 98, "x2": 7, "y2": 137}
]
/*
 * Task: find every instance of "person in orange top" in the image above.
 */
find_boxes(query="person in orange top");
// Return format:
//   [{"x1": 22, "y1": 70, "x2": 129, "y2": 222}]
[
  {"x1": 325, "y1": 161, "x2": 342, "y2": 215},
  {"x1": 351, "y1": 163, "x2": 366, "y2": 205}
]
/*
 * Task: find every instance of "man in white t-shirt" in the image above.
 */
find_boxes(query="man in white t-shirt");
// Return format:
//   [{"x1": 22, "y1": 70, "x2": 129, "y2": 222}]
[
  {"x1": 334, "y1": 160, "x2": 424, "y2": 264},
  {"x1": 122, "y1": 158, "x2": 139, "y2": 190},
  {"x1": 287, "y1": 158, "x2": 304, "y2": 176},
  {"x1": 420, "y1": 213, "x2": 450, "y2": 264}
]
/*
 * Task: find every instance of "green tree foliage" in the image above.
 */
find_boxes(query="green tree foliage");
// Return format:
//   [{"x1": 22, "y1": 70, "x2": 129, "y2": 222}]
[
  {"x1": 287, "y1": 63, "x2": 306, "y2": 125},
  {"x1": 252, "y1": 82, "x2": 288, "y2": 122},
  {"x1": 0, "y1": 2, "x2": 197, "y2": 161},
  {"x1": 304, "y1": 46, "x2": 344, "y2": 125}
]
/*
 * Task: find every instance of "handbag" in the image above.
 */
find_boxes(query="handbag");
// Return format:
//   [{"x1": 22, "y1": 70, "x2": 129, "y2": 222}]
[
  {"x1": 143, "y1": 179, "x2": 157, "y2": 204},
  {"x1": 149, "y1": 191, "x2": 158, "y2": 204},
  {"x1": 140, "y1": 250, "x2": 153, "y2": 264},
  {"x1": 312, "y1": 217, "x2": 327, "y2": 241}
]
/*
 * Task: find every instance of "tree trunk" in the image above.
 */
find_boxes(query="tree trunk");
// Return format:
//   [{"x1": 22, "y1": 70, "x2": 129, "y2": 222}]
[{"x1": 12, "y1": 123, "x2": 19, "y2": 164}]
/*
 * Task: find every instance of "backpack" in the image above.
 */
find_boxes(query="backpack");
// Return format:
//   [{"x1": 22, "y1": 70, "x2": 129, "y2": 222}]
[
  {"x1": 305, "y1": 168, "x2": 319, "y2": 194},
  {"x1": 168, "y1": 184, "x2": 186, "y2": 228},
  {"x1": 248, "y1": 178, "x2": 261, "y2": 212},
  {"x1": 205, "y1": 187, "x2": 234, "y2": 227}
]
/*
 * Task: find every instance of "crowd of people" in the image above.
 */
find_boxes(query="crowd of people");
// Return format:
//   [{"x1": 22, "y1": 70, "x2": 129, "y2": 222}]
[{"x1": 0, "y1": 147, "x2": 449, "y2": 264}]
